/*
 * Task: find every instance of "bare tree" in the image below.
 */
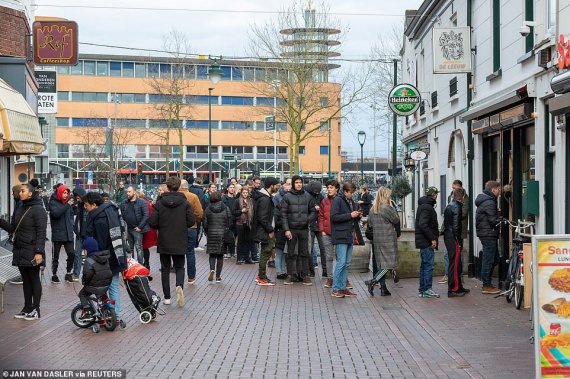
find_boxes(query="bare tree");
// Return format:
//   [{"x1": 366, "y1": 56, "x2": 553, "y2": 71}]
[
  {"x1": 248, "y1": 0, "x2": 372, "y2": 175},
  {"x1": 146, "y1": 30, "x2": 195, "y2": 178}
]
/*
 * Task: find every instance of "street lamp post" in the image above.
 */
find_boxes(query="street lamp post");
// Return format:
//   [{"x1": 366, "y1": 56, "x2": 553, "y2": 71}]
[
  {"x1": 270, "y1": 80, "x2": 280, "y2": 178},
  {"x1": 357, "y1": 131, "x2": 366, "y2": 185},
  {"x1": 207, "y1": 58, "x2": 222, "y2": 184},
  {"x1": 371, "y1": 104, "x2": 377, "y2": 185}
]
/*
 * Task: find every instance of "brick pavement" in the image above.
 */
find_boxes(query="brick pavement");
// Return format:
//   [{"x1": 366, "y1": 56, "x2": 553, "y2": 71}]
[{"x1": 0, "y1": 245, "x2": 534, "y2": 378}]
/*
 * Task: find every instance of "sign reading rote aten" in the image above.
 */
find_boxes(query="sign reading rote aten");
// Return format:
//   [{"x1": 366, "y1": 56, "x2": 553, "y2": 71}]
[{"x1": 388, "y1": 84, "x2": 421, "y2": 116}]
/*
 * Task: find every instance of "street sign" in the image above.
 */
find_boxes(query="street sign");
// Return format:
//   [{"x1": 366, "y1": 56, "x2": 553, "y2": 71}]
[
  {"x1": 388, "y1": 83, "x2": 421, "y2": 116},
  {"x1": 35, "y1": 70, "x2": 57, "y2": 113},
  {"x1": 410, "y1": 150, "x2": 427, "y2": 161},
  {"x1": 223, "y1": 155, "x2": 241, "y2": 161},
  {"x1": 265, "y1": 115, "x2": 276, "y2": 131}
]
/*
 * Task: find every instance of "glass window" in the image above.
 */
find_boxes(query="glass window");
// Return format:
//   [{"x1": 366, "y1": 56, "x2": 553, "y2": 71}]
[
  {"x1": 135, "y1": 63, "x2": 146, "y2": 78},
  {"x1": 186, "y1": 120, "x2": 211, "y2": 129},
  {"x1": 71, "y1": 92, "x2": 83, "y2": 101},
  {"x1": 72, "y1": 118, "x2": 108, "y2": 127},
  {"x1": 320, "y1": 97, "x2": 329, "y2": 107},
  {"x1": 56, "y1": 117, "x2": 68, "y2": 126},
  {"x1": 299, "y1": 146, "x2": 305, "y2": 155},
  {"x1": 320, "y1": 121, "x2": 329, "y2": 132},
  {"x1": 243, "y1": 67, "x2": 254, "y2": 81},
  {"x1": 149, "y1": 94, "x2": 165, "y2": 103},
  {"x1": 277, "y1": 122, "x2": 287, "y2": 131},
  {"x1": 172, "y1": 145, "x2": 180, "y2": 158},
  {"x1": 136, "y1": 145, "x2": 147, "y2": 158},
  {"x1": 547, "y1": 0, "x2": 556, "y2": 35},
  {"x1": 83, "y1": 92, "x2": 97, "y2": 102},
  {"x1": 57, "y1": 144, "x2": 69, "y2": 158},
  {"x1": 184, "y1": 65, "x2": 195, "y2": 79},
  {"x1": 221, "y1": 121, "x2": 252, "y2": 130},
  {"x1": 172, "y1": 64, "x2": 184, "y2": 78},
  {"x1": 221, "y1": 96, "x2": 254, "y2": 106},
  {"x1": 160, "y1": 64, "x2": 171, "y2": 78},
  {"x1": 134, "y1": 94, "x2": 145, "y2": 103},
  {"x1": 188, "y1": 95, "x2": 215, "y2": 105},
  {"x1": 148, "y1": 63, "x2": 159, "y2": 78},
  {"x1": 57, "y1": 92, "x2": 68, "y2": 101},
  {"x1": 57, "y1": 66, "x2": 69, "y2": 75},
  {"x1": 186, "y1": 146, "x2": 196, "y2": 153},
  {"x1": 110, "y1": 61, "x2": 121, "y2": 77},
  {"x1": 97, "y1": 61, "x2": 109, "y2": 76},
  {"x1": 116, "y1": 119, "x2": 146, "y2": 128},
  {"x1": 231, "y1": 67, "x2": 242, "y2": 80},
  {"x1": 222, "y1": 146, "x2": 232, "y2": 153},
  {"x1": 120, "y1": 93, "x2": 135, "y2": 103},
  {"x1": 149, "y1": 120, "x2": 168, "y2": 128},
  {"x1": 83, "y1": 61, "x2": 96, "y2": 76},
  {"x1": 119, "y1": 145, "x2": 137, "y2": 159},
  {"x1": 70, "y1": 62, "x2": 83, "y2": 75},
  {"x1": 255, "y1": 68, "x2": 266, "y2": 82},
  {"x1": 220, "y1": 66, "x2": 231, "y2": 80},
  {"x1": 97, "y1": 93, "x2": 108, "y2": 102},
  {"x1": 122, "y1": 62, "x2": 134, "y2": 77},
  {"x1": 196, "y1": 65, "x2": 208, "y2": 80},
  {"x1": 244, "y1": 147, "x2": 253, "y2": 154},
  {"x1": 278, "y1": 147, "x2": 287, "y2": 154},
  {"x1": 320, "y1": 146, "x2": 329, "y2": 155},
  {"x1": 197, "y1": 146, "x2": 208, "y2": 154},
  {"x1": 256, "y1": 97, "x2": 273, "y2": 106}
]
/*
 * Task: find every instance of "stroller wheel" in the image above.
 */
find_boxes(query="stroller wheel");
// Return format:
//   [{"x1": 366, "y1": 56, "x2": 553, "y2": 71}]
[
  {"x1": 92, "y1": 323, "x2": 100, "y2": 333},
  {"x1": 139, "y1": 311, "x2": 152, "y2": 324},
  {"x1": 119, "y1": 319, "x2": 127, "y2": 329}
]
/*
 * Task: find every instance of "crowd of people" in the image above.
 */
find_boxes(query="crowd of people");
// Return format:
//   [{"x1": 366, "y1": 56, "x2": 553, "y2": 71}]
[{"x1": 0, "y1": 173, "x2": 507, "y2": 321}]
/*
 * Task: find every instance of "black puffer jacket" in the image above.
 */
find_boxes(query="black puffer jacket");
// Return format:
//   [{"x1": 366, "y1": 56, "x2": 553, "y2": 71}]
[
  {"x1": 306, "y1": 182, "x2": 324, "y2": 232},
  {"x1": 253, "y1": 188, "x2": 275, "y2": 242},
  {"x1": 415, "y1": 196, "x2": 439, "y2": 249},
  {"x1": 273, "y1": 187, "x2": 287, "y2": 230},
  {"x1": 49, "y1": 194, "x2": 74, "y2": 242},
  {"x1": 281, "y1": 188, "x2": 317, "y2": 231},
  {"x1": 443, "y1": 200, "x2": 462, "y2": 241},
  {"x1": 149, "y1": 192, "x2": 195, "y2": 255},
  {"x1": 73, "y1": 187, "x2": 88, "y2": 238},
  {"x1": 475, "y1": 190, "x2": 501, "y2": 240},
  {"x1": 82, "y1": 250, "x2": 113, "y2": 295},
  {"x1": 203, "y1": 201, "x2": 230, "y2": 256},
  {"x1": 0, "y1": 196, "x2": 47, "y2": 267},
  {"x1": 330, "y1": 192, "x2": 362, "y2": 245}
]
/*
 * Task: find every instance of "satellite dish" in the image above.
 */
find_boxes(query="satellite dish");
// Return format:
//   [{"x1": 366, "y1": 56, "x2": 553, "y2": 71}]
[{"x1": 410, "y1": 150, "x2": 427, "y2": 161}]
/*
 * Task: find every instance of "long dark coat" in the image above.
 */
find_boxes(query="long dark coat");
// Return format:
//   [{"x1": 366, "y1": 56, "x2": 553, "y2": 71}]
[
  {"x1": 149, "y1": 192, "x2": 195, "y2": 255},
  {"x1": 367, "y1": 204, "x2": 401, "y2": 269},
  {"x1": 203, "y1": 201, "x2": 231, "y2": 256}
]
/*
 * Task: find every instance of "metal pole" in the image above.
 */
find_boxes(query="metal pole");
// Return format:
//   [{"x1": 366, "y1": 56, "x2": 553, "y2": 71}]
[
  {"x1": 392, "y1": 59, "x2": 398, "y2": 178},
  {"x1": 110, "y1": 93, "x2": 117, "y2": 195},
  {"x1": 27, "y1": 155, "x2": 30, "y2": 181},
  {"x1": 273, "y1": 87, "x2": 277, "y2": 177},
  {"x1": 328, "y1": 121, "x2": 331, "y2": 179},
  {"x1": 360, "y1": 144, "x2": 364, "y2": 185},
  {"x1": 467, "y1": 0, "x2": 475, "y2": 278},
  {"x1": 208, "y1": 87, "x2": 213, "y2": 183},
  {"x1": 372, "y1": 106, "x2": 377, "y2": 185}
]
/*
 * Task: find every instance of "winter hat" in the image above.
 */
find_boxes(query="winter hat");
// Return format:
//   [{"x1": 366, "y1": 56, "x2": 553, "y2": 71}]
[
  {"x1": 264, "y1": 177, "x2": 279, "y2": 189},
  {"x1": 426, "y1": 186, "x2": 439, "y2": 196},
  {"x1": 292, "y1": 175, "x2": 302, "y2": 185},
  {"x1": 82, "y1": 237, "x2": 99, "y2": 255}
]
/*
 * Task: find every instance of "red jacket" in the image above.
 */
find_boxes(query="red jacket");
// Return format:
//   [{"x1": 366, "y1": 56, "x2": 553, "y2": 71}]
[
  {"x1": 318, "y1": 195, "x2": 335, "y2": 235},
  {"x1": 142, "y1": 200, "x2": 158, "y2": 250}
]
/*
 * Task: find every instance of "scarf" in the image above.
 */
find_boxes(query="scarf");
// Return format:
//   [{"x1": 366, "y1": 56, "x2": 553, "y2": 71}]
[
  {"x1": 239, "y1": 197, "x2": 254, "y2": 226},
  {"x1": 103, "y1": 203, "x2": 127, "y2": 271}
]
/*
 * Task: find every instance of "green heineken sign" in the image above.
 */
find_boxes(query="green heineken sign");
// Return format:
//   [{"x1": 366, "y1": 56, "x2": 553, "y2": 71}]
[{"x1": 388, "y1": 83, "x2": 421, "y2": 116}]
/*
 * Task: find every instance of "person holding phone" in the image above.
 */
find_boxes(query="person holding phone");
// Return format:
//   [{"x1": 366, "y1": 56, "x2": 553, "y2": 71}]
[{"x1": 0, "y1": 179, "x2": 47, "y2": 320}]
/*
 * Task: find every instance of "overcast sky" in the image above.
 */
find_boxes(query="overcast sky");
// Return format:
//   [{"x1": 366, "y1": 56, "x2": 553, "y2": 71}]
[{"x1": 35, "y1": 0, "x2": 423, "y2": 159}]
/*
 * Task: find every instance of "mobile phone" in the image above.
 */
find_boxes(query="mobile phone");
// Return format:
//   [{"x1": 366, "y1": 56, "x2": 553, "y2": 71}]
[{"x1": 31, "y1": 258, "x2": 38, "y2": 266}]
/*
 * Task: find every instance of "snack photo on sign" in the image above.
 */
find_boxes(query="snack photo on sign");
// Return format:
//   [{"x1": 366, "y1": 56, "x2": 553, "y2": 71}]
[
  {"x1": 541, "y1": 333, "x2": 570, "y2": 348},
  {"x1": 549, "y1": 268, "x2": 570, "y2": 292},
  {"x1": 542, "y1": 298, "x2": 570, "y2": 317}
]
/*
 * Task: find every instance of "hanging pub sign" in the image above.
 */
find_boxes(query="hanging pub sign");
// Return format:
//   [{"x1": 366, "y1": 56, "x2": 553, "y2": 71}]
[
  {"x1": 33, "y1": 20, "x2": 78, "y2": 65},
  {"x1": 433, "y1": 27, "x2": 472, "y2": 74},
  {"x1": 388, "y1": 84, "x2": 421, "y2": 116},
  {"x1": 533, "y1": 235, "x2": 570, "y2": 378},
  {"x1": 558, "y1": 34, "x2": 570, "y2": 70}
]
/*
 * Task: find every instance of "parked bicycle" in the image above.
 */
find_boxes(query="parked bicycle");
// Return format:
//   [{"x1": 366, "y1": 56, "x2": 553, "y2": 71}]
[{"x1": 495, "y1": 219, "x2": 535, "y2": 309}]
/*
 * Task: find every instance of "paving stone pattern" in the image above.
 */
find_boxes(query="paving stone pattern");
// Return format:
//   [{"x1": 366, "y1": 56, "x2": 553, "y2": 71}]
[{"x1": 0, "y1": 242, "x2": 534, "y2": 378}]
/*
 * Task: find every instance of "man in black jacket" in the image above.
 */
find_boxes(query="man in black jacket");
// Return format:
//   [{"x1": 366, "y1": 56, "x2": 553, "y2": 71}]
[
  {"x1": 119, "y1": 186, "x2": 149, "y2": 264},
  {"x1": 415, "y1": 187, "x2": 440, "y2": 298},
  {"x1": 307, "y1": 181, "x2": 327, "y2": 277},
  {"x1": 475, "y1": 180, "x2": 502, "y2": 294},
  {"x1": 281, "y1": 175, "x2": 317, "y2": 285},
  {"x1": 253, "y1": 177, "x2": 279, "y2": 285},
  {"x1": 84, "y1": 191, "x2": 127, "y2": 321},
  {"x1": 444, "y1": 188, "x2": 469, "y2": 297},
  {"x1": 72, "y1": 187, "x2": 88, "y2": 279},
  {"x1": 49, "y1": 184, "x2": 76, "y2": 284}
]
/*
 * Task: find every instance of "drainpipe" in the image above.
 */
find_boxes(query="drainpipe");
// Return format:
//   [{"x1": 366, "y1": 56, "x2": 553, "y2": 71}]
[{"x1": 467, "y1": 0, "x2": 476, "y2": 278}]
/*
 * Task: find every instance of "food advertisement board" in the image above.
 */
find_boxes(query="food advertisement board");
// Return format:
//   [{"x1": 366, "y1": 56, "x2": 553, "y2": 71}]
[{"x1": 534, "y1": 236, "x2": 570, "y2": 378}]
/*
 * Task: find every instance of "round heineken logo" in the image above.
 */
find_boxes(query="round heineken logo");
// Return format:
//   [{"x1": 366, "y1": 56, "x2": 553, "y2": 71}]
[{"x1": 388, "y1": 84, "x2": 421, "y2": 116}]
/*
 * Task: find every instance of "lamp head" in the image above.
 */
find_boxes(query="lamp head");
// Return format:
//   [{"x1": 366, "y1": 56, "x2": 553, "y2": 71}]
[
  {"x1": 357, "y1": 130, "x2": 366, "y2": 146},
  {"x1": 208, "y1": 61, "x2": 223, "y2": 85}
]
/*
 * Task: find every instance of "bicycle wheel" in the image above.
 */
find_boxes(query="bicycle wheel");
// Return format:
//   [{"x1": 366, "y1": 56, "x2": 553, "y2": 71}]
[
  {"x1": 71, "y1": 304, "x2": 95, "y2": 328},
  {"x1": 514, "y1": 265, "x2": 524, "y2": 310},
  {"x1": 103, "y1": 307, "x2": 117, "y2": 331},
  {"x1": 506, "y1": 283, "x2": 514, "y2": 303}
]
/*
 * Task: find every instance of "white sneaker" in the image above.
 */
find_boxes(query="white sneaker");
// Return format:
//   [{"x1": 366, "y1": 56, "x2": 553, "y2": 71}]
[
  {"x1": 163, "y1": 298, "x2": 171, "y2": 305},
  {"x1": 438, "y1": 275, "x2": 448, "y2": 284},
  {"x1": 176, "y1": 285, "x2": 184, "y2": 307},
  {"x1": 24, "y1": 309, "x2": 40, "y2": 320}
]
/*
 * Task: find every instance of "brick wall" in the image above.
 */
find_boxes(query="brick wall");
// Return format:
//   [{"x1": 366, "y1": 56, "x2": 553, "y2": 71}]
[{"x1": 0, "y1": 6, "x2": 31, "y2": 57}]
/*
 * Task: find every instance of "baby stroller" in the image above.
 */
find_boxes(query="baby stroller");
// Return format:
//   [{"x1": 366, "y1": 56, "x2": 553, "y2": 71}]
[{"x1": 123, "y1": 258, "x2": 165, "y2": 324}]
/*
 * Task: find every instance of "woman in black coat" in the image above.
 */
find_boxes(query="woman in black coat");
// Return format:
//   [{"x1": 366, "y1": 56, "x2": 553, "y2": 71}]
[
  {"x1": 233, "y1": 187, "x2": 254, "y2": 265},
  {"x1": 203, "y1": 192, "x2": 230, "y2": 282},
  {"x1": 0, "y1": 179, "x2": 47, "y2": 320}
]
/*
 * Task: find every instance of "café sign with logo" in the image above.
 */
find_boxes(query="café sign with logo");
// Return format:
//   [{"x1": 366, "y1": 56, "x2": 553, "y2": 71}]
[{"x1": 388, "y1": 84, "x2": 421, "y2": 116}]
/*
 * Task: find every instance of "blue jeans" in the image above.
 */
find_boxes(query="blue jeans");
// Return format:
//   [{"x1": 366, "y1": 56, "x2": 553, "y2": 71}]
[
  {"x1": 186, "y1": 228, "x2": 197, "y2": 280},
  {"x1": 275, "y1": 246, "x2": 286, "y2": 274},
  {"x1": 332, "y1": 243, "x2": 353, "y2": 291},
  {"x1": 480, "y1": 239, "x2": 499, "y2": 287},
  {"x1": 73, "y1": 236, "x2": 83, "y2": 277},
  {"x1": 127, "y1": 230, "x2": 144, "y2": 263},
  {"x1": 250, "y1": 242, "x2": 259, "y2": 261},
  {"x1": 108, "y1": 273, "x2": 120, "y2": 319},
  {"x1": 419, "y1": 247, "x2": 435, "y2": 293}
]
